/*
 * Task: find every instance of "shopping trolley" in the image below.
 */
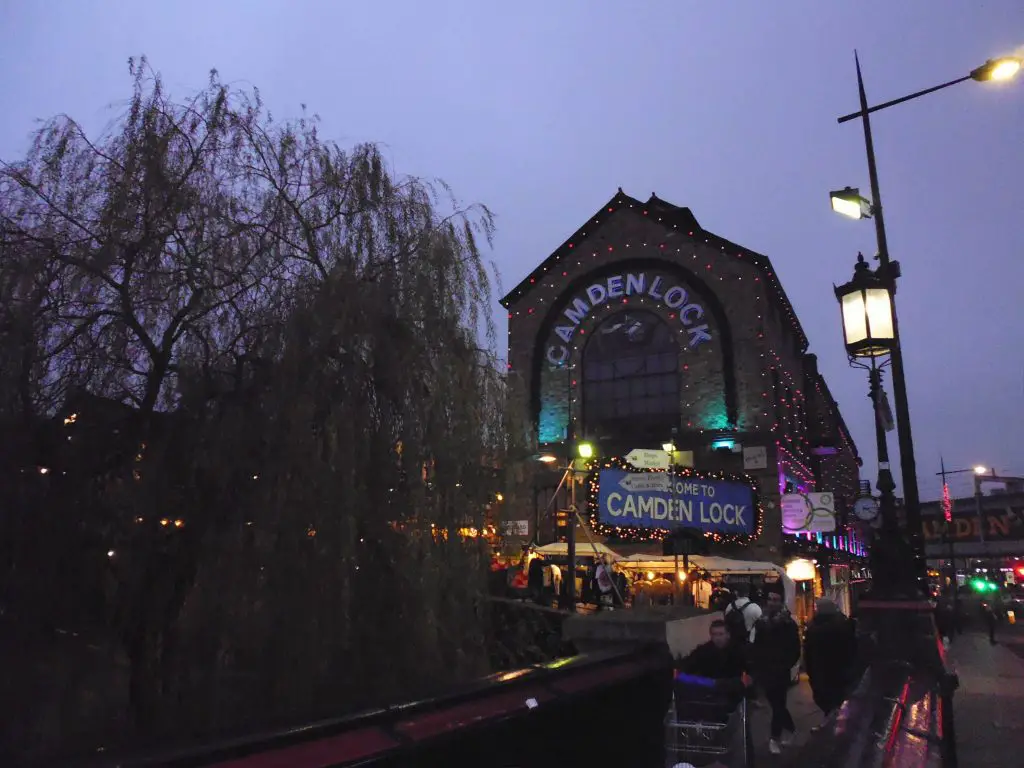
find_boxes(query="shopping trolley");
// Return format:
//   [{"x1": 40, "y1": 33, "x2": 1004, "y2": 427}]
[{"x1": 664, "y1": 672, "x2": 751, "y2": 768}]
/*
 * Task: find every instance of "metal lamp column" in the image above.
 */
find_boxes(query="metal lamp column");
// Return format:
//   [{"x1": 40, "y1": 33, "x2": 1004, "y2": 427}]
[
  {"x1": 835, "y1": 52, "x2": 1022, "y2": 583},
  {"x1": 849, "y1": 54, "x2": 924, "y2": 579}
]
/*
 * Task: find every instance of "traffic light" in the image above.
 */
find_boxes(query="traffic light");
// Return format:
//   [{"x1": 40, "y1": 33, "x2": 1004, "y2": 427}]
[{"x1": 970, "y1": 578, "x2": 999, "y2": 593}]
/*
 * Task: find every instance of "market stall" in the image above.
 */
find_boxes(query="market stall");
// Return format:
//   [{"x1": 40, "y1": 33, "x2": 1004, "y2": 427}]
[{"x1": 611, "y1": 554, "x2": 797, "y2": 614}]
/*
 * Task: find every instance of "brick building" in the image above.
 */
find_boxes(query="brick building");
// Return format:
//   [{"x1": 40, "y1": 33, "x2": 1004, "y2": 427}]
[{"x1": 501, "y1": 190, "x2": 863, "y2": 564}]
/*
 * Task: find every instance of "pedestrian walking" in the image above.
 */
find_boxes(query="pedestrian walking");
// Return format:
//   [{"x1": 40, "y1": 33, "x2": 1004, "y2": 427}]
[
  {"x1": 723, "y1": 583, "x2": 762, "y2": 646},
  {"x1": 751, "y1": 590, "x2": 801, "y2": 755},
  {"x1": 803, "y1": 598, "x2": 857, "y2": 729},
  {"x1": 933, "y1": 595, "x2": 956, "y2": 644},
  {"x1": 595, "y1": 554, "x2": 615, "y2": 610},
  {"x1": 982, "y1": 600, "x2": 998, "y2": 645}
]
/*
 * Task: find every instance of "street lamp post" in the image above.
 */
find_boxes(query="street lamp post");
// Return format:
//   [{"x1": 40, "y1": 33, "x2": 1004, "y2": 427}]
[
  {"x1": 835, "y1": 254, "x2": 910, "y2": 589},
  {"x1": 937, "y1": 462, "x2": 990, "y2": 617},
  {"x1": 663, "y1": 440, "x2": 685, "y2": 604},
  {"x1": 569, "y1": 440, "x2": 595, "y2": 611},
  {"x1": 974, "y1": 470, "x2": 989, "y2": 572},
  {"x1": 538, "y1": 441, "x2": 595, "y2": 612},
  {"x1": 833, "y1": 52, "x2": 1022, "y2": 585}
]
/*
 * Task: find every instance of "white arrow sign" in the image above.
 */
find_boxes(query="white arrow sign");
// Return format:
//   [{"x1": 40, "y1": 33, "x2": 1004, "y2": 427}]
[
  {"x1": 624, "y1": 448, "x2": 670, "y2": 470},
  {"x1": 618, "y1": 472, "x2": 671, "y2": 493}
]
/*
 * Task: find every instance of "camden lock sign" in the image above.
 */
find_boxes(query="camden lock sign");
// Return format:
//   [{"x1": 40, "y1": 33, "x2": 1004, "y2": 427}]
[
  {"x1": 596, "y1": 468, "x2": 754, "y2": 534},
  {"x1": 545, "y1": 271, "x2": 713, "y2": 366}
]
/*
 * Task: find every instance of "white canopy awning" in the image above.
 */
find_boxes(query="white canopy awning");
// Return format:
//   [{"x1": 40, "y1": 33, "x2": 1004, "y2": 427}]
[{"x1": 532, "y1": 542, "x2": 620, "y2": 559}]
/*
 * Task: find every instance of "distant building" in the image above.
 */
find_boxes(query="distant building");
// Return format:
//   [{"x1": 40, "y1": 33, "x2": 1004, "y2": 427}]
[
  {"x1": 921, "y1": 490, "x2": 1024, "y2": 562},
  {"x1": 501, "y1": 190, "x2": 864, "y2": 565}
]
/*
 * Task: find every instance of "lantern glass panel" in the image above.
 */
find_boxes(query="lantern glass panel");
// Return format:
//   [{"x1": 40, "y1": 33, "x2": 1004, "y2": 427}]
[
  {"x1": 841, "y1": 291, "x2": 868, "y2": 346},
  {"x1": 863, "y1": 286, "x2": 894, "y2": 342}
]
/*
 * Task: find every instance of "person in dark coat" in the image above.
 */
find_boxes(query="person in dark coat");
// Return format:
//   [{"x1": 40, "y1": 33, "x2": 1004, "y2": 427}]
[
  {"x1": 677, "y1": 620, "x2": 755, "y2": 758},
  {"x1": 803, "y1": 598, "x2": 857, "y2": 724},
  {"x1": 982, "y1": 600, "x2": 998, "y2": 645},
  {"x1": 933, "y1": 596, "x2": 956, "y2": 643},
  {"x1": 751, "y1": 591, "x2": 801, "y2": 755},
  {"x1": 678, "y1": 620, "x2": 750, "y2": 681}
]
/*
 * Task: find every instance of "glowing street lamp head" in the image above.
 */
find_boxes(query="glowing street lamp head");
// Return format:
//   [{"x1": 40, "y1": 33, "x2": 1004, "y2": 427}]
[
  {"x1": 971, "y1": 57, "x2": 1022, "y2": 82},
  {"x1": 991, "y1": 58, "x2": 1022, "y2": 81},
  {"x1": 830, "y1": 187, "x2": 872, "y2": 220},
  {"x1": 577, "y1": 441, "x2": 595, "y2": 460},
  {"x1": 834, "y1": 254, "x2": 895, "y2": 359},
  {"x1": 974, "y1": 465, "x2": 988, "y2": 475},
  {"x1": 537, "y1": 454, "x2": 558, "y2": 464},
  {"x1": 662, "y1": 442, "x2": 676, "y2": 454}
]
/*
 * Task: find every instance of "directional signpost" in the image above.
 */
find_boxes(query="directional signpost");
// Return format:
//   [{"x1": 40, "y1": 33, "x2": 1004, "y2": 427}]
[
  {"x1": 625, "y1": 447, "x2": 670, "y2": 470},
  {"x1": 618, "y1": 473, "x2": 671, "y2": 493}
]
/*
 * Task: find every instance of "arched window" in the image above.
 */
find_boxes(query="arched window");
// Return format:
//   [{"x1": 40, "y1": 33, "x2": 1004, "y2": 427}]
[{"x1": 582, "y1": 311, "x2": 680, "y2": 439}]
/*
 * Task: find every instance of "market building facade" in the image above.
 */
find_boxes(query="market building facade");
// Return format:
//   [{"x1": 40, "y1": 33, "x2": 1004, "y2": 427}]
[{"x1": 501, "y1": 190, "x2": 865, "y2": 580}]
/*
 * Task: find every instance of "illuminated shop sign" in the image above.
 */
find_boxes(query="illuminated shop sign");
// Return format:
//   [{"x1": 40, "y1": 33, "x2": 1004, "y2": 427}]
[
  {"x1": 545, "y1": 271, "x2": 712, "y2": 365},
  {"x1": 596, "y1": 468, "x2": 754, "y2": 534}
]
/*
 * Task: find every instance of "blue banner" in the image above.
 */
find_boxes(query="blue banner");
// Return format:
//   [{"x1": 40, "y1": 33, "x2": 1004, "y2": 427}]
[{"x1": 595, "y1": 468, "x2": 755, "y2": 534}]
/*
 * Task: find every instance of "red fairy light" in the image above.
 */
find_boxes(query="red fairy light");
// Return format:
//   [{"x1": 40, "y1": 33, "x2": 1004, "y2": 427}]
[{"x1": 942, "y1": 483, "x2": 953, "y2": 523}]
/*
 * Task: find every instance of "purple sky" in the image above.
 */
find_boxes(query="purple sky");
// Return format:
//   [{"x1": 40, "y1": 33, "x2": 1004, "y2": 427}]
[{"x1": 2, "y1": 1, "x2": 1022, "y2": 502}]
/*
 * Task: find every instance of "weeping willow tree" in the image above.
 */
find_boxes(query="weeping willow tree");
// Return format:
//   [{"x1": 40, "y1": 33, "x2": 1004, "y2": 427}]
[{"x1": 0, "y1": 57, "x2": 523, "y2": 749}]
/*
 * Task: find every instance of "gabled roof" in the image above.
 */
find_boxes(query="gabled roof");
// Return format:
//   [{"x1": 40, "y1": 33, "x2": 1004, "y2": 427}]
[{"x1": 501, "y1": 189, "x2": 809, "y2": 353}]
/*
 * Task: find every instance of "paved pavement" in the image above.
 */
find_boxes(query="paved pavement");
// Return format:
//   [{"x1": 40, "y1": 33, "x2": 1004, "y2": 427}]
[
  {"x1": 669, "y1": 627, "x2": 1024, "y2": 767},
  {"x1": 746, "y1": 626, "x2": 1024, "y2": 767},
  {"x1": 747, "y1": 675, "x2": 824, "y2": 766},
  {"x1": 947, "y1": 628, "x2": 1024, "y2": 767}
]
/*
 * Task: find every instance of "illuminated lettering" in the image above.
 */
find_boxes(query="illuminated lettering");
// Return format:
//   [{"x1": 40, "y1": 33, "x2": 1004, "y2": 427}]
[
  {"x1": 680, "y1": 303, "x2": 704, "y2": 325},
  {"x1": 687, "y1": 325, "x2": 712, "y2": 348},
  {"x1": 542, "y1": 271, "x2": 715, "y2": 362},
  {"x1": 586, "y1": 283, "x2": 607, "y2": 305},
  {"x1": 664, "y1": 286, "x2": 687, "y2": 309},
  {"x1": 648, "y1": 276, "x2": 665, "y2": 300},
  {"x1": 564, "y1": 298, "x2": 590, "y2": 326},
  {"x1": 606, "y1": 492, "x2": 624, "y2": 516}
]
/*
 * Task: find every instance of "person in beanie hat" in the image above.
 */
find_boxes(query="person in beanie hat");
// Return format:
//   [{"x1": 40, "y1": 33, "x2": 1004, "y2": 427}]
[
  {"x1": 803, "y1": 598, "x2": 857, "y2": 729},
  {"x1": 750, "y1": 590, "x2": 800, "y2": 754}
]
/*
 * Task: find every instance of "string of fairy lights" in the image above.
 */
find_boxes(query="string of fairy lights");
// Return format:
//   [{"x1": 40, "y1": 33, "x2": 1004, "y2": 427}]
[
  {"x1": 583, "y1": 455, "x2": 765, "y2": 545},
  {"x1": 502, "y1": 190, "x2": 809, "y2": 373},
  {"x1": 502, "y1": 189, "x2": 864, "y2": 555},
  {"x1": 761, "y1": 346, "x2": 859, "y2": 500}
]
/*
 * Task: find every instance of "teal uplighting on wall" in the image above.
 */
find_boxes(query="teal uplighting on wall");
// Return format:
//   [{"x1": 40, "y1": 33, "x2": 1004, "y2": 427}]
[
  {"x1": 538, "y1": 406, "x2": 568, "y2": 444},
  {"x1": 703, "y1": 403, "x2": 732, "y2": 432},
  {"x1": 538, "y1": 362, "x2": 570, "y2": 444}
]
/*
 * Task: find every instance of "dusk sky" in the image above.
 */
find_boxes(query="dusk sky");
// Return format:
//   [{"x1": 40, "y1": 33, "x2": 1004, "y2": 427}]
[{"x1": 2, "y1": 1, "x2": 1022, "y2": 502}]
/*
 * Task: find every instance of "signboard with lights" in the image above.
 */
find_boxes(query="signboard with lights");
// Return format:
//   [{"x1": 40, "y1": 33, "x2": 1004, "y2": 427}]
[{"x1": 595, "y1": 468, "x2": 754, "y2": 534}]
